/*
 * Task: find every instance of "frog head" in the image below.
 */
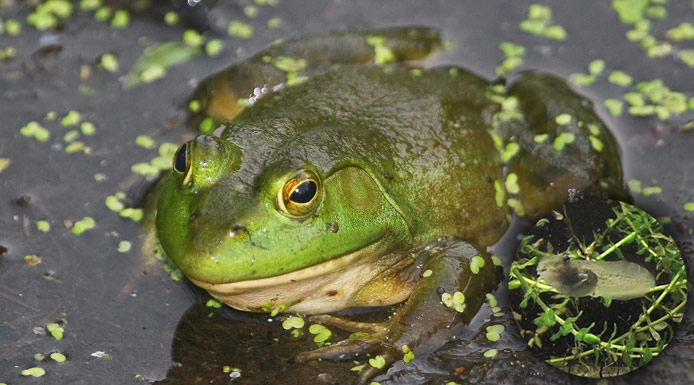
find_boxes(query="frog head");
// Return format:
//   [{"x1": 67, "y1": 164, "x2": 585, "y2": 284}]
[{"x1": 155, "y1": 132, "x2": 411, "y2": 290}]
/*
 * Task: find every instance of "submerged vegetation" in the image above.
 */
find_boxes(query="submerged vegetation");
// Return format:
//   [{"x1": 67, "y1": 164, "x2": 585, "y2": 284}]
[{"x1": 510, "y1": 200, "x2": 688, "y2": 377}]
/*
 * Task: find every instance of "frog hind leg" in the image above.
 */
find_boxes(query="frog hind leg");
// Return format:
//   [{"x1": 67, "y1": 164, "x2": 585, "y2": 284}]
[
  {"x1": 499, "y1": 72, "x2": 630, "y2": 221},
  {"x1": 190, "y1": 27, "x2": 443, "y2": 125},
  {"x1": 296, "y1": 239, "x2": 501, "y2": 384}
]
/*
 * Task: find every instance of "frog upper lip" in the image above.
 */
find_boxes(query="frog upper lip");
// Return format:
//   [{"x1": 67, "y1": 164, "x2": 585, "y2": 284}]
[{"x1": 188, "y1": 235, "x2": 386, "y2": 290}]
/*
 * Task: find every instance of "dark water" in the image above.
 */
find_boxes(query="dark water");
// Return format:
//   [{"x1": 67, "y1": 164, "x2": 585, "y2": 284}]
[{"x1": 1, "y1": 1, "x2": 693, "y2": 384}]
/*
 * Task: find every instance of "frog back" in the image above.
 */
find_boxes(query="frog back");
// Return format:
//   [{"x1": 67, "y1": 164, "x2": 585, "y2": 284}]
[{"x1": 219, "y1": 67, "x2": 508, "y2": 248}]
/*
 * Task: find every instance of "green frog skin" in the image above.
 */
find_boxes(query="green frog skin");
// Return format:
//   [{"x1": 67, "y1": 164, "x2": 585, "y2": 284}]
[
  {"x1": 537, "y1": 254, "x2": 656, "y2": 300},
  {"x1": 152, "y1": 27, "x2": 628, "y2": 381}
]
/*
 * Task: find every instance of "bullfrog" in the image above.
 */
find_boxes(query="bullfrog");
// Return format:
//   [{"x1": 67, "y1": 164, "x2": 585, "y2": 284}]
[
  {"x1": 537, "y1": 254, "x2": 656, "y2": 300},
  {"x1": 152, "y1": 27, "x2": 628, "y2": 381}
]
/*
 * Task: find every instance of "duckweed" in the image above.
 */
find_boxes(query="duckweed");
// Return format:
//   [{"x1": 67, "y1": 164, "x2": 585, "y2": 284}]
[
  {"x1": 494, "y1": 180, "x2": 505, "y2": 208},
  {"x1": 507, "y1": 198, "x2": 525, "y2": 216},
  {"x1": 589, "y1": 136, "x2": 604, "y2": 152},
  {"x1": 272, "y1": 56, "x2": 307, "y2": 72},
  {"x1": 308, "y1": 324, "x2": 331, "y2": 343},
  {"x1": 183, "y1": 30, "x2": 204, "y2": 47},
  {"x1": 65, "y1": 141, "x2": 91, "y2": 154},
  {"x1": 519, "y1": 4, "x2": 567, "y2": 40},
  {"x1": 267, "y1": 18, "x2": 282, "y2": 29},
  {"x1": 555, "y1": 113, "x2": 572, "y2": 125},
  {"x1": 282, "y1": 316, "x2": 305, "y2": 330},
  {"x1": 61, "y1": 110, "x2": 82, "y2": 127},
  {"x1": 205, "y1": 39, "x2": 224, "y2": 57},
  {"x1": 131, "y1": 163, "x2": 160, "y2": 176},
  {"x1": 206, "y1": 298, "x2": 222, "y2": 308},
  {"x1": 666, "y1": 22, "x2": 694, "y2": 41},
  {"x1": 119, "y1": 208, "x2": 143, "y2": 222},
  {"x1": 441, "y1": 291, "x2": 466, "y2": 312},
  {"x1": 20, "y1": 121, "x2": 51, "y2": 142},
  {"x1": 36, "y1": 221, "x2": 51, "y2": 232},
  {"x1": 609, "y1": 70, "x2": 633, "y2": 86},
  {"x1": 496, "y1": 42, "x2": 525, "y2": 76},
  {"x1": 570, "y1": 59, "x2": 606, "y2": 86},
  {"x1": 27, "y1": 0, "x2": 73, "y2": 31},
  {"x1": 46, "y1": 323, "x2": 64, "y2": 339},
  {"x1": 21, "y1": 367, "x2": 46, "y2": 377},
  {"x1": 105, "y1": 194, "x2": 125, "y2": 212},
  {"x1": 552, "y1": 132, "x2": 575, "y2": 151},
  {"x1": 604, "y1": 99, "x2": 624, "y2": 116},
  {"x1": 628, "y1": 179, "x2": 643, "y2": 193},
  {"x1": 4, "y1": 19, "x2": 20, "y2": 35},
  {"x1": 94, "y1": 7, "x2": 111, "y2": 21},
  {"x1": 117, "y1": 240, "x2": 131, "y2": 253},
  {"x1": 110, "y1": 10, "x2": 130, "y2": 29},
  {"x1": 228, "y1": 21, "x2": 254, "y2": 39},
  {"x1": 366, "y1": 35, "x2": 396, "y2": 66},
  {"x1": 199, "y1": 117, "x2": 214, "y2": 133},
  {"x1": 642, "y1": 186, "x2": 662, "y2": 196},
  {"x1": 164, "y1": 12, "x2": 179, "y2": 25},
  {"x1": 141, "y1": 65, "x2": 166, "y2": 83},
  {"x1": 50, "y1": 352, "x2": 67, "y2": 362},
  {"x1": 80, "y1": 0, "x2": 101, "y2": 11},
  {"x1": 368, "y1": 355, "x2": 386, "y2": 369},
  {"x1": 244, "y1": 5, "x2": 259, "y2": 18},
  {"x1": 135, "y1": 135, "x2": 155, "y2": 149},
  {"x1": 679, "y1": 50, "x2": 694, "y2": 67},
  {"x1": 611, "y1": 0, "x2": 648, "y2": 24},
  {"x1": 500, "y1": 142, "x2": 520, "y2": 162},
  {"x1": 63, "y1": 130, "x2": 79, "y2": 143},
  {"x1": 72, "y1": 217, "x2": 95, "y2": 235},
  {"x1": 470, "y1": 256, "x2": 485, "y2": 274},
  {"x1": 485, "y1": 324, "x2": 505, "y2": 341},
  {"x1": 100, "y1": 54, "x2": 119, "y2": 72},
  {"x1": 486, "y1": 293, "x2": 498, "y2": 308},
  {"x1": 588, "y1": 59, "x2": 605, "y2": 75},
  {"x1": 0, "y1": 158, "x2": 10, "y2": 173},
  {"x1": 402, "y1": 345, "x2": 415, "y2": 363}
]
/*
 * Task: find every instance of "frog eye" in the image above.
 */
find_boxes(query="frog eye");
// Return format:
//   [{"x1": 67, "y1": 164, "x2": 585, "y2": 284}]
[
  {"x1": 173, "y1": 142, "x2": 193, "y2": 186},
  {"x1": 277, "y1": 170, "x2": 321, "y2": 217}
]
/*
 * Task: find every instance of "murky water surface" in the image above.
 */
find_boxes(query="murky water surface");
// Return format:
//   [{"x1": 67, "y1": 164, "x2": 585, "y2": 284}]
[{"x1": 1, "y1": 1, "x2": 693, "y2": 384}]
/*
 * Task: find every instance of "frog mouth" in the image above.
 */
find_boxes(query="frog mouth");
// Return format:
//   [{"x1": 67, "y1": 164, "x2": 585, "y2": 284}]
[
  {"x1": 186, "y1": 237, "x2": 409, "y2": 313},
  {"x1": 190, "y1": 236, "x2": 384, "y2": 290}
]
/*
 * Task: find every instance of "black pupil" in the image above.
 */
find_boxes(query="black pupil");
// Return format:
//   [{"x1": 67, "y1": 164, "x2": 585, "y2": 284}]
[
  {"x1": 174, "y1": 144, "x2": 188, "y2": 173},
  {"x1": 290, "y1": 181, "x2": 317, "y2": 204}
]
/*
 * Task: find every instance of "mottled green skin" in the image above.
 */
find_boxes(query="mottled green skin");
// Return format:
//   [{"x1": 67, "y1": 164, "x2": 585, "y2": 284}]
[
  {"x1": 157, "y1": 67, "x2": 508, "y2": 283},
  {"x1": 153, "y1": 27, "x2": 628, "y2": 379}
]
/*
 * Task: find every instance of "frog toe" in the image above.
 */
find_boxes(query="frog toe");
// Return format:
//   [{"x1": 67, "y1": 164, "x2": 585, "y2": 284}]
[
  {"x1": 308, "y1": 314, "x2": 387, "y2": 334},
  {"x1": 295, "y1": 335, "x2": 381, "y2": 362},
  {"x1": 295, "y1": 337, "x2": 396, "y2": 384}
]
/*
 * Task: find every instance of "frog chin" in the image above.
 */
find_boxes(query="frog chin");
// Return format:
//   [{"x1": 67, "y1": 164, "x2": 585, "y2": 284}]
[{"x1": 187, "y1": 236, "x2": 412, "y2": 314}]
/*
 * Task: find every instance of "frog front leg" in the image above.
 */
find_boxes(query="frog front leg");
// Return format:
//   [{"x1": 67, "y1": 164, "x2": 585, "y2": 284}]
[
  {"x1": 190, "y1": 27, "x2": 443, "y2": 124},
  {"x1": 296, "y1": 239, "x2": 501, "y2": 384}
]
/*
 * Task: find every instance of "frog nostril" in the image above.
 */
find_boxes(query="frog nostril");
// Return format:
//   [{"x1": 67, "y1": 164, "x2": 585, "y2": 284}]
[{"x1": 229, "y1": 225, "x2": 247, "y2": 238}]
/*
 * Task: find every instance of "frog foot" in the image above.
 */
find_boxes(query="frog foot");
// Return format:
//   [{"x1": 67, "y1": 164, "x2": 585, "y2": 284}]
[{"x1": 295, "y1": 315, "x2": 399, "y2": 383}]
